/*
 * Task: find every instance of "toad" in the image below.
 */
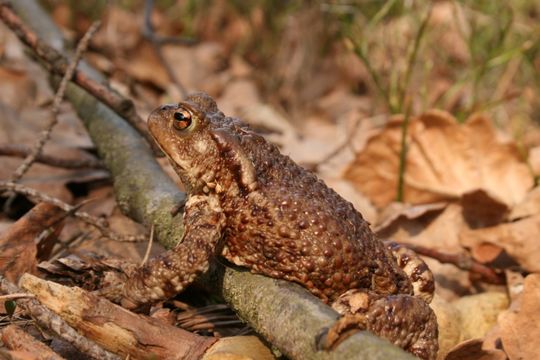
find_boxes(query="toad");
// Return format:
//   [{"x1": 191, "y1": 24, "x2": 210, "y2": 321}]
[{"x1": 116, "y1": 93, "x2": 438, "y2": 359}]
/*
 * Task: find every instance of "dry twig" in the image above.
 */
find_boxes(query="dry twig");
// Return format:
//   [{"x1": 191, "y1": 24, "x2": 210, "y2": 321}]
[
  {"x1": 0, "y1": 275, "x2": 120, "y2": 360},
  {"x1": 0, "y1": 2, "x2": 161, "y2": 155},
  {"x1": 0, "y1": 181, "x2": 146, "y2": 242},
  {"x1": 10, "y1": 20, "x2": 101, "y2": 182},
  {"x1": 0, "y1": 143, "x2": 105, "y2": 169},
  {"x1": 0, "y1": 293, "x2": 35, "y2": 301}
]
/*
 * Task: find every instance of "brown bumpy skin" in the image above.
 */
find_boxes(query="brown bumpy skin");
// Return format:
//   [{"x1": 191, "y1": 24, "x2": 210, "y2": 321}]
[{"x1": 119, "y1": 93, "x2": 438, "y2": 359}]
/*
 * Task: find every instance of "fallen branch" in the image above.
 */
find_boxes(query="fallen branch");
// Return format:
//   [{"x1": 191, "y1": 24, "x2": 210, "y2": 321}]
[
  {"x1": 19, "y1": 273, "x2": 217, "y2": 360},
  {"x1": 0, "y1": 275, "x2": 120, "y2": 360}
]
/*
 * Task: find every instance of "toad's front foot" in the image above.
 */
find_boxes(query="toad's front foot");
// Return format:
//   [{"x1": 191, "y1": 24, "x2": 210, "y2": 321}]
[{"x1": 318, "y1": 289, "x2": 438, "y2": 360}]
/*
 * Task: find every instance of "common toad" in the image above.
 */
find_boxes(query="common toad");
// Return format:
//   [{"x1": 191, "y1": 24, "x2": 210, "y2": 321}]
[{"x1": 120, "y1": 93, "x2": 438, "y2": 359}]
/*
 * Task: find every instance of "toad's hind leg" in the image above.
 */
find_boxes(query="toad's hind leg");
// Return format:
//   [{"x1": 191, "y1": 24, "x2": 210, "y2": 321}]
[
  {"x1": 320, "y1": 290, "x2": 438, "y2": 360},
  {"x1": 386, "y1": 241, "x2": 435, "y2": 303},
  {"x1": 112, "y1": 195, "x2": 225, "y2": 309}
]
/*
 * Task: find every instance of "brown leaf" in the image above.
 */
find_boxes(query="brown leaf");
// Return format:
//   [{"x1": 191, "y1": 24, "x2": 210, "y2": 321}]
[
  {"x1": 445, "y1": 338, "x2": 507, "y2": 360},
  {"x1": 498, "y1": 273, "x2": 540, "y2": 360},
  {"x1": 0, "y1": 203, "x2": 65, "y2": 281},
  {"x1": 0, "y1": 66, "x2": 35, "y2": 110},
  {"x1": 470, "y1": 243, "x2": 505, "y2": 265},
  {"x1": 454, "y1": 292, "x2": 509, "y2": 342},
  {"x1": 344, "y1": 111, "x2": 533, "y2": 209},
  {"x1": 460, "y1": 189, "x2": 508, "y2": 228},
  {"x1": 460, "y1": 214, "x2": 540, "y2": 272},
  {"x1": 509, "y1": 186, "x2": 540, "y2": 221},
  {"x1": 375, "y1": 202, "x2": 447, "y2": 234}
]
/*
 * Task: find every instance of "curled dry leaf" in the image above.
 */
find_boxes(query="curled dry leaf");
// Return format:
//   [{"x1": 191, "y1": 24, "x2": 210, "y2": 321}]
[
  {"x1": 460, "y1": 214, "x2": 540, "y2": 272},
  {"x1": 344, "y1": 110, "x2": 533, "y2": 209},
  {"x1": 498, "y1": 273, "x2": 540, "y2": 360}
]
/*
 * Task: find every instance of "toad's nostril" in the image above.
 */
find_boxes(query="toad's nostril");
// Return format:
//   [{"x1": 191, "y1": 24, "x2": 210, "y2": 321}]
[{"x1": 159, "y1": 104, "x2": 175, "y2": 112}]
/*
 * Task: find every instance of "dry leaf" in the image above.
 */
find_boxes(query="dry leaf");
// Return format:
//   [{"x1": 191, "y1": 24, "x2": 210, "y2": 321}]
[
  {"x1": 344, "y1": 111, "x2": 533, "y2": 209},
  {"x1": 454, "y1": 292, "x2": 509, "y2": 342},
  {"x1": 469, "y1": 243, "x2": 505, "y2": 265},
  {"x1": 430, "y1": 295, "x2": 461, "y2": 359},
  {"x1": 378, "y1": 203, "x2": 465, "y2": 250},
  {"x1": 505, "y1": 270, "x2": 524, "y2": 302},
  {"x1": 498, "y1": 273, "x2": 540, "y2": 360},
  {"x1": 460, "y1": 189, "x2": 508, "y2": 228},
  {"x1": 445, "y1": 338, "x2": 507, "y2": 360},
  {"x1": 509, "y1": 186, "x2": 540, "y2": 220},
  {"x1": 0, "y1": 203, "x2": 65, "y2": 281},
  {"x1": 375, "y1": 202, "x2": 447, "y2": 233},
  {"x1": 460, "y1": 214, "x2": 540, "y2": 272}
]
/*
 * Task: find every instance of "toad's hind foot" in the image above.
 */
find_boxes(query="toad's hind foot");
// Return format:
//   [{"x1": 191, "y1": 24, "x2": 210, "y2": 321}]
[
  {"x1": 386, "y1": 241, "x2": 435, "y2": 303},
  {"x1": 318, "y1": 289, "x2": 438, "y2": 360}
]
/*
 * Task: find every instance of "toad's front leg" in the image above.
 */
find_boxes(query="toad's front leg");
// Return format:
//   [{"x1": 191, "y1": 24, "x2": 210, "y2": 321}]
[{"x1": 120, "y1": 195, "x2": 225, "y2": 309}]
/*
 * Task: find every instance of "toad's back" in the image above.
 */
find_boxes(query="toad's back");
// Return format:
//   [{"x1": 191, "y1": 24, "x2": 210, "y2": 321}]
[{"x1": 213, "y1": 116, "x2": 413, "y2": 303}]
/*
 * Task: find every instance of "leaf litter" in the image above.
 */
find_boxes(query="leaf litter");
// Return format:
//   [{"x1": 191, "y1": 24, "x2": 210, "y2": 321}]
[{"x1": 1, "y1": 1, "x2": 540, "y2": 359}]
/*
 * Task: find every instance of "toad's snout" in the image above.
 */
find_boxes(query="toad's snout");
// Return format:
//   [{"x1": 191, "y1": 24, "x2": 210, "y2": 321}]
[{"x1": 148, "y1": 104, "x2": 177, "y2": 135}]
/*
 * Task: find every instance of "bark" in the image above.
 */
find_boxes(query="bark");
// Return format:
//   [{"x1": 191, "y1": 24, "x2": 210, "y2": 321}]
[
  {"x1": 1, "y1": 324, "x2": 65, "y2": 360},
  {"x1": 19, "y1": 274, "x2": 216, "y2": 360},
  {"x1": 8, "y1": 1, "x2": 415, "y2": 359}
]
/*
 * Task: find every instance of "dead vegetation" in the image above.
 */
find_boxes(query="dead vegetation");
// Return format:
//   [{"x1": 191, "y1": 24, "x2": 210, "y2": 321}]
[{"x1": 0, "y1": 0, "x2": 540, "y2": 359}]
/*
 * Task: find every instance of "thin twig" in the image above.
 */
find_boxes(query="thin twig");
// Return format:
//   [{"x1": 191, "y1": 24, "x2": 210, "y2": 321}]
[
  {"x1": 0, "y1": 293, "x2": 36, "y2": 301},
  {"x1": 140, "y1": 224, "x2": 154, "y2": 265},
  {"x1": 0, "y1": 181, "x2": 146, "y2": 242},
  {"x1": 11, "y1": 21, "x2": 101, "y2": 182},
  {"x1": 0, "y1": 143, "x2": 105, "y2": 169},
  {"x1": 143, "y1": 0, "x2": 189, "y2": 97},
  {"x1": 0, "y1": 2, "x2": 162, "y2": 155},
  {"x1": 400, "y1": 242, "x2": 505, "y2": 284}
]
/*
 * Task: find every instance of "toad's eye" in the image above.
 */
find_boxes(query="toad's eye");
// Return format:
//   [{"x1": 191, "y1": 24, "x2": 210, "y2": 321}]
[{"x1": 173, "y1": 110, "x2": 192, "y2": 130}]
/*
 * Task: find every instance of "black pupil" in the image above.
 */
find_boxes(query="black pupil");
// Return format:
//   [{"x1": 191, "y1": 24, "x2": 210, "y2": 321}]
[{"x1": 173, "y1": 111, "x2": 191, "y2": 128}]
